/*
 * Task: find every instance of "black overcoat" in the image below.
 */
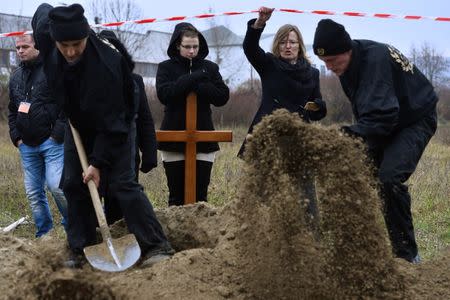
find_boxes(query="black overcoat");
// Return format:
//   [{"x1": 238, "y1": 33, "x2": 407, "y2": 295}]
[
  {"x1": 239, "y1": 19, "x2": 326, "y2": 156},
  {"x1": 32, "y1": 3, "x2": 134, "y2": 169}
]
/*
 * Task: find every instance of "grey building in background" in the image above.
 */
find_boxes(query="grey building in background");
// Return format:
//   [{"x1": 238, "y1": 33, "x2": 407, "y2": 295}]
[{"x1": 0, "y1": 13, "x2": 31, "y2": 71}]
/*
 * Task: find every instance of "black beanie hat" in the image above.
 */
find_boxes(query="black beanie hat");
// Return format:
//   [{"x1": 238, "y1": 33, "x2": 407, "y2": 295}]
[
  {"x1": 313, "y1": 19, "x2": 352, "y2": 56},
  {"x1": 49, "y1": 4, "x2": 89, "y2": 42}
]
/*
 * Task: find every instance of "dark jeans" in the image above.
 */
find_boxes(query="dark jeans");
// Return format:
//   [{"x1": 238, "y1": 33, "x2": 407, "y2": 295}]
[
  {"x1": 370, "y1": 110, "x2": 437, "y2": 262},
  {"x1": 163, "y1": 160, "x2": 213, "y2": 206},
  {"x1": 62, "y1": 125, "x2": 169, "y2": 255}
]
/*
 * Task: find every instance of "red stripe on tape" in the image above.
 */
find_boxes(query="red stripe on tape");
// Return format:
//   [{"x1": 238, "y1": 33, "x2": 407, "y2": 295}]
[
  {"x1": 344, "y1": 12, "x2": 366, "y2": 17},
  {"x1": 435, "y1": 17, "x2": 450, "y2": 21},
  {"x1": 103, "y1": 22, "x2": 125, "y2": 26},
  {"x1": 135, "y1": 18, "x2": 156, "y2": 24},
  {"x1": 404, "y1": 16, "x2": 422, "y2": 20},
  {"x1": 223, "y1": 12, "x2": 244, "y2": 16},
  {"x1": 312, "y1": 10, "x2": 335, "y2": 15},
  {"x1": 4, "y1": 31, "x2": 28, "y2": 37},
  {"x1": 374, "y1": 13, "x2": 394, "y2": 18},
  {"x1": 166, "y1": 16, "x2": 186, "y2": 21},
  {"x1": 279, "y1": 9, "x2": 304, "y2": 13},
  {"x1": 195, "y1": 14, "x2": 215, "y2": 19}
]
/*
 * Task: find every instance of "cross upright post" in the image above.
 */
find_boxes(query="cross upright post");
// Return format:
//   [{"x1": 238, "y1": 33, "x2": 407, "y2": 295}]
[{"x1": 156, "y1": 92, "x2": 232, "y2": 204}]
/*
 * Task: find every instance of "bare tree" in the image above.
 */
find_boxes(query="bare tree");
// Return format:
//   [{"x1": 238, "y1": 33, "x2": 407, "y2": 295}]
[
  {"x1": 436, "y1": 86, "x2": 450, "y2": 122},
  {"x1": 319, "y1": 75, "x2": 353, "y2": 125},
  {"x1": 203, "y1": 8, "x2": 245, "y2": 86},
  {"x1": 206, "y1": 9, "x2": 227, "y2": 66},
  {"x1": 410, "y1": 42, "x2": 449, "y2": 88},
  {"x1": 86, "y1": 0, "x2": 144, "y2": 56}
]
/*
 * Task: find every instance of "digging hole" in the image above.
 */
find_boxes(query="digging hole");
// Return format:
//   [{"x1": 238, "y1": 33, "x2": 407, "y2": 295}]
[{"x1": 40, "y1": 277, "x2": 116, "y2": 300}]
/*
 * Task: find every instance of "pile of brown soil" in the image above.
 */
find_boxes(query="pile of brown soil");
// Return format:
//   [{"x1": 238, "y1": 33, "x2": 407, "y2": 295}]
[{"x1": 0, "y1": 109, "x2": 448, "y2": 299}]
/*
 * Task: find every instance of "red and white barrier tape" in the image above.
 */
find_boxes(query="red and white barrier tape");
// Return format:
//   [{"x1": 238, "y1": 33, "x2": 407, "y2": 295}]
[{"x1": 1, "y1": 8, "x2": 448, "y2": 38}]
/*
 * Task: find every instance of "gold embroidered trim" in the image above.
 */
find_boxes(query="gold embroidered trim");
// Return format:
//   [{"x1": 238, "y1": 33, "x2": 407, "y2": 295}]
[{"x1": 388, "y1": 45, "x2": 414, "y2": 74}]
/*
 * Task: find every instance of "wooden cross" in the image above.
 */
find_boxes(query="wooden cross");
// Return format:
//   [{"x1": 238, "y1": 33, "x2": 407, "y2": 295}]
[{"x1": 156, "y1": 92, "x2": 233, "y2": 205}]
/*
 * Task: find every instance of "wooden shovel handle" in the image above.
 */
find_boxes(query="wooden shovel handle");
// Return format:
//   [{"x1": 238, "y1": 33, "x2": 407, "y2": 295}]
[{"x1": 69, "y1": 122, "x2": 111, "y2": 240}]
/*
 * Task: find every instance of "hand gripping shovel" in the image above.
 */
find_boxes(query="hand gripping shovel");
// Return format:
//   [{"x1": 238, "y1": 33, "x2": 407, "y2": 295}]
[{"x1": 69, "y1": 122, "x2": 141, "y2": 272}]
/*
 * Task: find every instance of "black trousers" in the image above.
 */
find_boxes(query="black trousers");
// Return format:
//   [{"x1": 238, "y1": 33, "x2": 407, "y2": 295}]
[
  {"x1": 370, "y1": 110, "x2": 437, "y2": 262},
  {"x1": 62, "y1": 125, "x2": 169, "y2": 255},
  {"x1": 163, "y1": 160, "x2": 213, "y2": 206},
  {"x1": 104, "y1": 121, "x2": 139, "y2": 225}
]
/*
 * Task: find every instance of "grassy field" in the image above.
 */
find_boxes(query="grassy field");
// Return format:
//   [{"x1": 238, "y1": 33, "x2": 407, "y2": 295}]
[{"x1": 0, "y1": 122, "x2": 449, "y2": 260}]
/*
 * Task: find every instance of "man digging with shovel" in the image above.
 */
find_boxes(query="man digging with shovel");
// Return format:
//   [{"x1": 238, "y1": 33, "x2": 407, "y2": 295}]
[
  {"x1": 313, "y1": 19, "x2": 438, "y2": 263},
  {"x1": 32, "y1": 3, "x2": 174, "y2": 270}
]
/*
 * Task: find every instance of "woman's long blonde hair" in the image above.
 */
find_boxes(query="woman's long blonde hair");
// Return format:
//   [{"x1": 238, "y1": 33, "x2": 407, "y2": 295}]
[{"x1": 271, "y1": 24, "x2": 310, "y2": 63}]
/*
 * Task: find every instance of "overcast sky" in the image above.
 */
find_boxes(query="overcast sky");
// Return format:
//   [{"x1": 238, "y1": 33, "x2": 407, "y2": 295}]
[{"x1": 1, "y1": 0, "x2": 449, "y2": 56}]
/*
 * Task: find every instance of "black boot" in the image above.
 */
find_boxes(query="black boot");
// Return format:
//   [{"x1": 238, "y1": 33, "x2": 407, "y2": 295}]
[
  {"x1": 63, "y1": 252, "x2": 87, "y2": 269},
  {"x1": 140, "y1": 243, "x2": 175, "y2": 267}
]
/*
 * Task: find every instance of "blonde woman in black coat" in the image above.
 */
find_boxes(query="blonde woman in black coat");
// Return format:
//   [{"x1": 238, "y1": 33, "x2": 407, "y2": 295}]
[
  {"x1": 239, "y1": 7, "x2": 326, "y2": 156},
  {"x1": 240, "y1": 7, "x2": 327, "y2": 233}
]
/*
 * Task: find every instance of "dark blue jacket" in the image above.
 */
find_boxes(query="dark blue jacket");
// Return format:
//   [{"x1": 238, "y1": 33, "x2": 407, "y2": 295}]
[{"x1": 8, "y1": 57, "x2": 65, "y2": 146}]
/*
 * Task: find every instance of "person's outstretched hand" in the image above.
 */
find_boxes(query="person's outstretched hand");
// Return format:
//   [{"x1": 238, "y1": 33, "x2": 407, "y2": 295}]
[{"x1": 254, "y1": 6, "x2": 275, "y2": 28}]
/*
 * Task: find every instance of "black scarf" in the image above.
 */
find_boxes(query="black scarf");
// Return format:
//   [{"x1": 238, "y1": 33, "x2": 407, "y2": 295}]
[{"x1": 271, "y1": 54, "x2": 313, "y2": 83}]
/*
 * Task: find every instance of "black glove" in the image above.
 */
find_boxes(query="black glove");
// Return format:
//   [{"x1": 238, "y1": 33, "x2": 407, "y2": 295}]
[
  {"x1": 195, "y1": 81, "x2": 213, "y2": 97},
  {"x1": 176, "y1": 70, "x2": 209, "y2": 93},
  {"x1": 189, "y1": 70, "x2": 209, "y2": 85},
  {"x1": 140, "y1": 153, "x2": 157, "y2": 173},
  {"x1": 140, "y1": 161, "x2": 156, "y2": 173}
]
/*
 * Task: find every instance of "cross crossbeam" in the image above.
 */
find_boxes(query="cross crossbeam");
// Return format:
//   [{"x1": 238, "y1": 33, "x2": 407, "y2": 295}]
[{"x1": 156, "y1": 92, "x2": 232, "y2": 204}]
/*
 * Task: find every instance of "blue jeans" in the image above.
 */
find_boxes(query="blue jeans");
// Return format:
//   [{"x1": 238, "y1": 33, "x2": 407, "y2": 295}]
[{"x1": 19, "y1": 138, "x2": 68, "y2": 237}]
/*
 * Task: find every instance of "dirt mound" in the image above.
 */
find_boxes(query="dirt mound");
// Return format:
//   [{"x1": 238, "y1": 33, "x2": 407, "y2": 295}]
[
  {"x1": 224, "y1": 109, "x2": 407, "y2": 299},
  {"x1": 406, "y1": 248, "x2": 450, "y2": 298},
  {"x1": 0, "y1": 109, "x2": 449, "y2": 299},
  {"x1": 1, "y1": 234, "x2": 117, "y2": 300}
]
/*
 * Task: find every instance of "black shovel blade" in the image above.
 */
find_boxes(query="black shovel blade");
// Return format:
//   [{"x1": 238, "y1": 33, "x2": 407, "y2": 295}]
[{"x1": 84, "y1": 233, "x2": 141, "y2": 272}]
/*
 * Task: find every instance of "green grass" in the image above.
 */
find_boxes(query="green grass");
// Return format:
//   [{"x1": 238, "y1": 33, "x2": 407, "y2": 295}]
[
  {"x1": 0, "y1": 121, "x2": 449, "y2": 260},
  {"x1": 409, "y1": 141, "x2": 450, "y2": 259},
  {"x1": 0, "y1": 123, "x2": 248, "y2": 239}
]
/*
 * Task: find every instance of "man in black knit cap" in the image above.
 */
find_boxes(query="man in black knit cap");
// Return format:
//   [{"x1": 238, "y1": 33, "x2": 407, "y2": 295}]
[
  {"x1": 313, "y1": 19, "x2": 438, "y2": 263},
  {"x1": 32, "y1": 3, "x2": 173, "y2": 268}
]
